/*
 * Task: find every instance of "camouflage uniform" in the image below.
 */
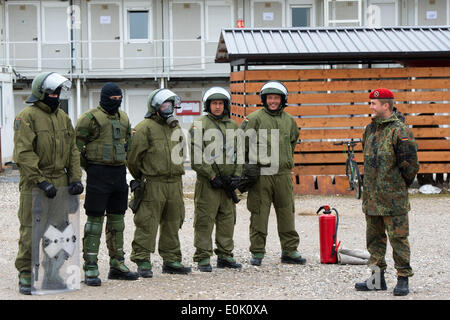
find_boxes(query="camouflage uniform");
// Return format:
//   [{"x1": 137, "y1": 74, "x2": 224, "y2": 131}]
[{"x1": 362, "y1": 113, "x2": 419, "y2": 277}]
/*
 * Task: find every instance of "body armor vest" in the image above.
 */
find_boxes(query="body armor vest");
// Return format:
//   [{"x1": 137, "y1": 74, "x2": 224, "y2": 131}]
[{"x1": 85, "y1": 108, "x2": 129, "y2": 165}]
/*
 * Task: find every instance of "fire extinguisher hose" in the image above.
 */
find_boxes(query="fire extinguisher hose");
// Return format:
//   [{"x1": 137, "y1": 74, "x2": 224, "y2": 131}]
[{"x1": 331, "y1": 208, "x2": 339, "y2": 258}]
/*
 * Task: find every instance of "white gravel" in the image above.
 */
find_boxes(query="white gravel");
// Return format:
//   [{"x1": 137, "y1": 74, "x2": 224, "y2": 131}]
[{"x1": 0, "y1": 167, "x2": 449, "y2": 300}]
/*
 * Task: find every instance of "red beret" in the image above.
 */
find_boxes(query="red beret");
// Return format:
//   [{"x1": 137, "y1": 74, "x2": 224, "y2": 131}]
[{"x1": 369, "y1": 88, "x2": 394, "y2": 99}]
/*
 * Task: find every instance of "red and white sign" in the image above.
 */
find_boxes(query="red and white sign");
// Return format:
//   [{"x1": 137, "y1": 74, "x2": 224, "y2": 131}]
[{"x1": 176, "y1": 101, "x2": 201, "y2": 116}]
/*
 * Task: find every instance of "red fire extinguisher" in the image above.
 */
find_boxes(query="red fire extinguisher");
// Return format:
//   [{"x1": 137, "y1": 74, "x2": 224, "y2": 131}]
[{"x1": 316, "y1": 205, "x2": 341, "y2": 264}]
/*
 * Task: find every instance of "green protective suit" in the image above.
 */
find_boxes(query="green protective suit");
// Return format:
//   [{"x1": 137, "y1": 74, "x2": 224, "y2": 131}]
[
  {"x1": 13, "y1": 101, "x2": 81, "y2": 273},
  {"x1": 241, "y1": 108, "x2": 300, "y2": 255},
  {"x1": 189, "y1": 113, "x2": 242, "y2": 262},
  {"x1": 127, "y1": 112, "x2": 186, "y2": 264},
  {"x1": 362, "y1": 113, "x2": 420, "y2": 277}
]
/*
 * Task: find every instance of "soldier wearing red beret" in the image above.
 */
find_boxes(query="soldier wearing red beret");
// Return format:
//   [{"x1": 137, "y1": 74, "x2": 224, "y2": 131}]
[{"x1": 355, "y1": 88, "x2": 420, "y2": 296}]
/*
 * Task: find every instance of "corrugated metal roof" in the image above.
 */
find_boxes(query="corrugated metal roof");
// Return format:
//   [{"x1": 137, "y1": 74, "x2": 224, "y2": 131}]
[{"x1": 215, "y1": 26, "x2": 450, "y2": 65}]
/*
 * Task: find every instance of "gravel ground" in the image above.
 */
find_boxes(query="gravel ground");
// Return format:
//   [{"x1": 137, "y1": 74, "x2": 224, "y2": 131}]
[{"x1": 0, "y1": 167, "x2": 449, "y2": 301}]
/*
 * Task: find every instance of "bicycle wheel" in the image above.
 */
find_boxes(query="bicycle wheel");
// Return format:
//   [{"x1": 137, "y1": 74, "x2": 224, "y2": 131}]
[{"x1": 350, "y1": 160, "x2": 362, "y2": 199}]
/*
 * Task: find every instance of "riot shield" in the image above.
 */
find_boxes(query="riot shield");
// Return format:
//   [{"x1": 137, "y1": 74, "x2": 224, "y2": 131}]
[{"x1": 31, "y1": 186, "x2": 80, "y2": 295}]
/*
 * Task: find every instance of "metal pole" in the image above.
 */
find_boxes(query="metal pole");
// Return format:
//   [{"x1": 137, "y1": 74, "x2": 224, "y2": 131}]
[{"x1": 76, "y1": 77, "x2": 81, "y2": 119}]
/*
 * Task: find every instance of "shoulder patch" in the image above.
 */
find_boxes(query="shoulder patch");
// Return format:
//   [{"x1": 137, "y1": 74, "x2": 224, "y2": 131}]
[
  {"x1": 240, "y1": 117, "x2": 249, "y2": 129},
  {"x1": 14, "y1": 118, "x2": 21, "y2": 131}
]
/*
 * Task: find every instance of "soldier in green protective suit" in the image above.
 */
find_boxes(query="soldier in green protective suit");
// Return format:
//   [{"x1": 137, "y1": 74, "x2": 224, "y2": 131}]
[
  {"x1": 355, "y1": 88, "x2": 419, "y2": 296},
  {"x1": 75, "y1": 82, "x2": 139, "y2": 286},
  {"x1": 13, "y1": 72, "x2": 83, "y2": 294},
  {"x1": 240, "y1": 81, "x2": 306, "y2": 267},
  {"x1": 127, "y1": 88, "x2": 191, "y2": 276},
  {"x1": 189, "y1": 87, "x2": 243, "y2": 272}
]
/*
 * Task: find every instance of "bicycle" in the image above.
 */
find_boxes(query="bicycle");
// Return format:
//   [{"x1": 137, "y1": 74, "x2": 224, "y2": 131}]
[{"x1": 333, "y1": 139, "x2": 362, "y2": 199}]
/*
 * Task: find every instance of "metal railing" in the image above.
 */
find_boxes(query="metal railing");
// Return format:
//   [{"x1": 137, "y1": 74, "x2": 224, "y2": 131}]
[{"x1": 0, "y1": 38, "x2": 229, "y2": 78}]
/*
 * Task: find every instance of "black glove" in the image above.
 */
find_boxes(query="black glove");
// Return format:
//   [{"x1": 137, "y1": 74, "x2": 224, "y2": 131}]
[
  {"x1": 210, "y1": 176, "x2": 224, "y2": 189},
  {"x1": 229, "y1": 176, "x2": 240, "y2": 190},
  {"x1": 37, "y1": 181, "x2": 57, "y2": 199},
  {"x1": 68, "y1": 181, "x2": 84, "y2": 195}
]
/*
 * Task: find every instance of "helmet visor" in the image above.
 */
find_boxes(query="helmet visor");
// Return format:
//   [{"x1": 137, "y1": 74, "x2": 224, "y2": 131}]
[
  {"x1": 152, "y1": 89, "x2": 181, "y2": 110},
  {"x1": 42, "y1": 73, "x2": 72, "y2": 98}
]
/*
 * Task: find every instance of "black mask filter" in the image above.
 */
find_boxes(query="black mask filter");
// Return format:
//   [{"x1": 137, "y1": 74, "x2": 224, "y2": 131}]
[{"x1": 158, "y1": 101, "x2": 178, "y2": 128}]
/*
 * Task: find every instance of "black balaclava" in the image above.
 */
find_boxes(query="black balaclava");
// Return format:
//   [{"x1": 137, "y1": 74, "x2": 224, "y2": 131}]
[
  {"x1": 42, "y1": 86, "x2": 62, "y2": 113},
  {"x1": 100, "y1": 82, "x2": 122, "y2": 114}
]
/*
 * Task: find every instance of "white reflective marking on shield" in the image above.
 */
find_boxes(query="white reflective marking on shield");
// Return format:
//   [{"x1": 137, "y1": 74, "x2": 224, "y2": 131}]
[{"x1": 43, "y1": 224, "x2": 76, "y2": 258}]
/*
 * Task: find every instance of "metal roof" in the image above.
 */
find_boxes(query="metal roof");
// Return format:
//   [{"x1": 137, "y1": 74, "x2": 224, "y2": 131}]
[{"x1": 215, "y1": 26, "x2": 450, "y2": 65}]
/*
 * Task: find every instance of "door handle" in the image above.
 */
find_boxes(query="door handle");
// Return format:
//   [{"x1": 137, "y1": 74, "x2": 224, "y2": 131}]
[
  {"x1": 33, "y1": 37, "x2": 38, "y2": 41},
  {"x1": 115, "y1": 36, "x2": 120, "y2": 40}
]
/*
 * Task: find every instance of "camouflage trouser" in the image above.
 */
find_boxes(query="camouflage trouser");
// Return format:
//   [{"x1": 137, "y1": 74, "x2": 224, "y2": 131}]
[
  {"x1": 365, "y1": 214, "x2": 413, "y2": 277},
  {"x1": 247, "y1": 175, "x2": 299, "y2": 255}
]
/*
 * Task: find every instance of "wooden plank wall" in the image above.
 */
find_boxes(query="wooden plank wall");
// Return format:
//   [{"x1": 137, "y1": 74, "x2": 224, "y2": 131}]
[{"x1": 230, "y1": 66, "x2": 450, "y2": 195}]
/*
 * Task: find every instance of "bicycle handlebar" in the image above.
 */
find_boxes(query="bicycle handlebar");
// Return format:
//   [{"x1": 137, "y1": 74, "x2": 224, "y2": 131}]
[{"x1": 333, "y1": 140, "x2": 362, "y2": 147}]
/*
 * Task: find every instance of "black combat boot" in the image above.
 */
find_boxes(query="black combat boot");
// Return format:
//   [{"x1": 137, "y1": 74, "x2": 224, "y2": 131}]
[
  {"x1": 355, "y1": 270, "x2": 387, "y2": 291},
  {"x1": 217, "y1": 256, "x2": 242, "y2": 269},
  {"x1": 108, "y1": 258, "x2": 140, "y2": 280},
  {"x1": 250, "y1": 253, "x2": 264, "y2": 266},
  {"x1": 162, "y1": 261, "x2": 192, "y2": 275},
  {"x1": 197, "y1": 258, "x2": 212, "y2": 272},
  {"x1": 136, "y1": 260, "x2": 153, "y2": 278},
  {"x1": 281, "y1": 251, "x2": 307, "y2": 265},
  {"x1": 18, "y1": 272, "x2": 32, "y2": 295},
  {"x1": 106, "y1": 214, "x2": 139, "y2": 281},
  {"x1": 393, "y1": 276, "x2": 409, "y2": 296}
]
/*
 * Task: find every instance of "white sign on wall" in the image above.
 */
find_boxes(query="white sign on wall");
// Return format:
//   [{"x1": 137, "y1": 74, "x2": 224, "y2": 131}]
[
  {"x1": 426, "y1": 11, "x2": 437, "y2": 20},
  {"x1": 263, "y1": 12, "x2": 274, "y2": 21},
  {"x1": 100, "y1": 16, "x2": 111, "y2": 24}
]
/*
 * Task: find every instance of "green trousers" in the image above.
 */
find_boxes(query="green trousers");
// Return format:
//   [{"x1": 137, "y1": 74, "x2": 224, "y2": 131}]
[
  {"x1": 247, "y1": 174, "x2": 299, "y2": 255},
  {"x1": 193, "y1": 178, "x2": 236, "y2": 262},
  {"x1": 365, "y1": 214, "x2": 413, "y2": 277},
  {"x1": 130, "y1": 177, "x2": 185, "y2": 264},
  {"x1": 15, "y1": 175, "x2": 69, "y2": 274}
]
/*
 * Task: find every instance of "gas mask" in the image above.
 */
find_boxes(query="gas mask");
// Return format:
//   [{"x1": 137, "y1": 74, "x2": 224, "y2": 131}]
[
  {"x1": 150, "y1": 89, "x2": 181, "y2": 128},
  {"x1": 158, "y1": 101, "x2": 178, "y2": 128}
]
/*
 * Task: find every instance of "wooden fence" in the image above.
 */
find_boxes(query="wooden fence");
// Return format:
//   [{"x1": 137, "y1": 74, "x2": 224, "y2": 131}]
[{"x1": 230, "y1": 66, "x2": 450, "y2": 195}]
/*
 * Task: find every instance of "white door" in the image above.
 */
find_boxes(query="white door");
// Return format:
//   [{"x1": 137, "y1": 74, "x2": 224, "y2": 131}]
[
  {"x1": 1, "y1": 81, "x2": 15, "y2": 163},
  {"x1": 123, "y1": 5, "x2": 155, "y2": 71},
  {"x1": 88, "y1": 2, "x2": 122, "y2": 70},
  {"x1": 125, "y1": 90, "x2": 151, "y2": 128},
  {"x1": 13, "y1": 92, "x2": 30, "y2": 117},
  {"x1": 7, "y1": 2, "x2": 40, "y2": 71},
  {"x1": 205, "y1": 2, "x2": 233, "y2": 73},
  {"x1": 41, "y1": 2, "x2": 71, "y2": 72},
  {"x1": 170, "y1": 1, "x2": 204, "y2": 70},
  {"x1": 252, "y1": 1, "x2": 284, "y2": 27},
  {"x1": 367, "y1": 1, "x2": 396, "y2": 26}
]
